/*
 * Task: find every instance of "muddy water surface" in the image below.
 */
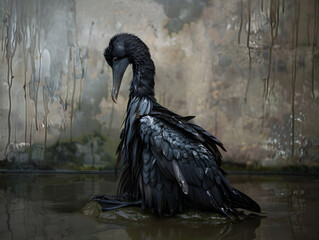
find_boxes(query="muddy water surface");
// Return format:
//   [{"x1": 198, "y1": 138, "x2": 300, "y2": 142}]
[{"x1": 0, "y1": 173, "x2": 318, "y2": 240}]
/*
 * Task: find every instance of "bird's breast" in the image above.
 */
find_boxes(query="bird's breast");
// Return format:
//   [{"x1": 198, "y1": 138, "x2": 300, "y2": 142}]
[{"x1": 123, "y1": 96, "x2": 154, "y2": 146}]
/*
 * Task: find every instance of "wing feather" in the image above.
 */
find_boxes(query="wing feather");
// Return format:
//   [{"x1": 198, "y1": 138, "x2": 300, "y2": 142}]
[{"x1": 139, "y1": 115, "x2": 236, "y2": 216}]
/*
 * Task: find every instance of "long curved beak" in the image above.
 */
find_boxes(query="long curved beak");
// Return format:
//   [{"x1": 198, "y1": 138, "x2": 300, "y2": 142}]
[{"x1": 111, "y1": 57, "x2": 130, "y2": 103}]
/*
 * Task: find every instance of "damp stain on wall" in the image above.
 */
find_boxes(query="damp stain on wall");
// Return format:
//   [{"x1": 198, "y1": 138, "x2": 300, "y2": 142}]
[
  {"x1": 234, "y1": 0, "x2": 319, "y2": 164},
  {"x1": 155, "y1": 0, "x2": 208, "y2": 34}
]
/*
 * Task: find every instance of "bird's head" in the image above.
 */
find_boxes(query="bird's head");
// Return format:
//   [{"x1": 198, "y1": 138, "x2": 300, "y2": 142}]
[{"x1": 104, "y1": 33, "x2": 153, "y2": 103}]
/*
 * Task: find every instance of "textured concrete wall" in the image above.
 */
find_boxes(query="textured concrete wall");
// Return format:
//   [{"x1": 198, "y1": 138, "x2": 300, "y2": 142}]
[{"x1": 0, "y1": 0, "x2": 318, "y2": 169}]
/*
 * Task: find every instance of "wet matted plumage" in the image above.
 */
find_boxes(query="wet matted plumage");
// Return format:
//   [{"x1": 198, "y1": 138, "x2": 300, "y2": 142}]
[{"x1": 93, "y1": 33, "x2": 260, "y2": 218}]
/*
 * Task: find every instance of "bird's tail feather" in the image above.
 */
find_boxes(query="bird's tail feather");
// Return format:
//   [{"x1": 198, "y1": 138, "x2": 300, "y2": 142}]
[
  {"x1": 92, "y1": 195, "x2": 141, "y2": 211},
  {"x1": 231, "y1": 188, "x2": 261, "y2": 213}
]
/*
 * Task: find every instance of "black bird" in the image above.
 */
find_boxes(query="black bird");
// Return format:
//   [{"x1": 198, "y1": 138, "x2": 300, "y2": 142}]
[{"x1": 94, "y1": 33, "x2": 260, "y2": 218}]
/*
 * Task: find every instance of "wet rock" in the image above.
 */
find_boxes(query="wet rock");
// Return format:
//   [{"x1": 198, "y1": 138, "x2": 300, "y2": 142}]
[{"x1": 82, "y1": 201, "x2": 102, "y2": 217}]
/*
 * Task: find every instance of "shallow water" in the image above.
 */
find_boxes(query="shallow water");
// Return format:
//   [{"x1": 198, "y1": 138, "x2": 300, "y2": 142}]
[{"x1": 0, "y1": 173, "x2": 318, "y2": 240}]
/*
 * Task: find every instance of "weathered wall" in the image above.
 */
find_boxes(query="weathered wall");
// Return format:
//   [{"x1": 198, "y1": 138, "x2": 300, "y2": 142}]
[{"x1": 0, "y1": 0, "x2": 318, "y2": 169}]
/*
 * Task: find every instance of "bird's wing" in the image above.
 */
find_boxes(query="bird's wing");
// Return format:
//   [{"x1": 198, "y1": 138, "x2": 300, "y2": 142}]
[
  {"x1": 149, "y1": 109, "x2": 226, "y2": 166},
  {"x1": 139, "y1": 115, "x2": 236, "y2": 217}
]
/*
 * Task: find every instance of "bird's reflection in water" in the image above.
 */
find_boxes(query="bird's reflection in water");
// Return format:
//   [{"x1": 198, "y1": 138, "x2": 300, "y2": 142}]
[
  {"x1": 83, "y1": 202, "x2": 261, "y2": 240},
  {"x1": 125, "y1": 217, "x2": 260, "y2": 240}
]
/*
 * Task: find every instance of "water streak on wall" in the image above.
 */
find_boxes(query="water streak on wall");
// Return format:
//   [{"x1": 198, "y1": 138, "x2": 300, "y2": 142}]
[{"x1": 0, "y1": 0, "x2": 318, "y2": 169}]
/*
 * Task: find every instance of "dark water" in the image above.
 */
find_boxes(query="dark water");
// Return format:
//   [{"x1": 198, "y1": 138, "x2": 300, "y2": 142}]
[{"x1": 0, "y1": 173, "x2": 318, "y2": 240}]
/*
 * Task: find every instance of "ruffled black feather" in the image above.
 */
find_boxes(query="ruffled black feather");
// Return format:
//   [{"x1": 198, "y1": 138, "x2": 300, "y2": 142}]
[{"x1": 95, "y1": 33, "x2": 261, "y2": 218}]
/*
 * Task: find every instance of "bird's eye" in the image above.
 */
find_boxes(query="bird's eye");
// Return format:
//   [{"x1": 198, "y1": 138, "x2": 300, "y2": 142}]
[{"x1": 113, "y1": 57, "x2": 118, "y2": 62}]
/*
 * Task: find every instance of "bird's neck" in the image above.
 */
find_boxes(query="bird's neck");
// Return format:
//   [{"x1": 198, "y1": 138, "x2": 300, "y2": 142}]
[{"x1": 130, "y1": 58, "x2": 155, "y2": 99}]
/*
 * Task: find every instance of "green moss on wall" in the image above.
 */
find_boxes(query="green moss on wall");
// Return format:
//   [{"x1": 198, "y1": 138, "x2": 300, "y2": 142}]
[{"x1": 1, "y1": 132, "x2": 119, "y2": 171}]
